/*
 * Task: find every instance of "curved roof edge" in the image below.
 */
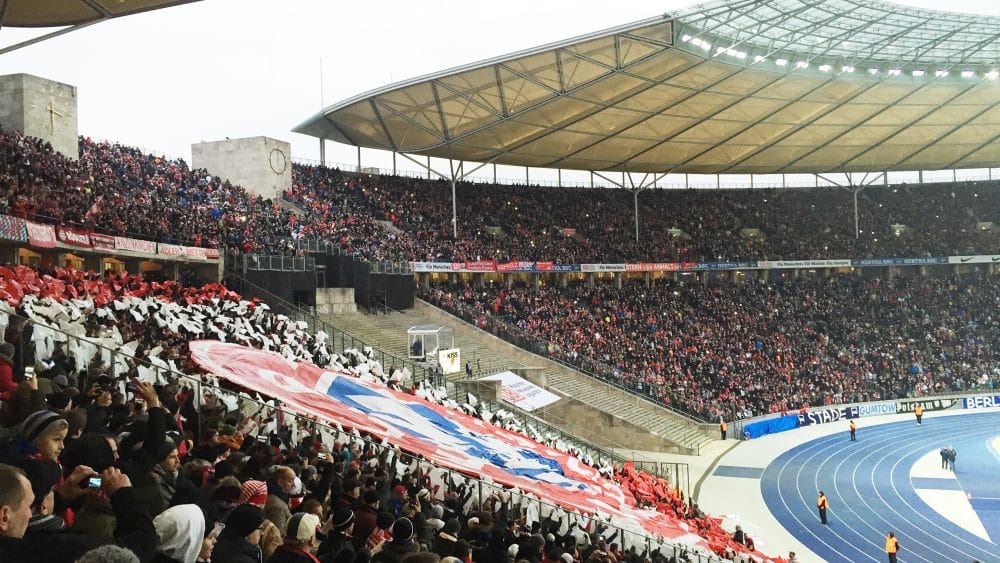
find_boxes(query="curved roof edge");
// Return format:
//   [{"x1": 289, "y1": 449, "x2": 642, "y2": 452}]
[{"x1": 292, "y1": 14, "x2": 672, "y2": 139}]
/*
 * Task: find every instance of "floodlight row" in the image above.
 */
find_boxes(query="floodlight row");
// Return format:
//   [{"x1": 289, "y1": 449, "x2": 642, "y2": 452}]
[{"x1": 678, "y1": 35, "x2": 1000, "y2": 80}]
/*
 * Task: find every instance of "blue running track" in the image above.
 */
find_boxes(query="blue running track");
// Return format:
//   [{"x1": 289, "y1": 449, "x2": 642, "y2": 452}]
[{"x1": 759, "y1": 411, "x2": 1000, "y2": 562}]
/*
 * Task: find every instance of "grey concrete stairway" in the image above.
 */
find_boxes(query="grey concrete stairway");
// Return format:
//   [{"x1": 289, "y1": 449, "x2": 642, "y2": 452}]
[
  {"x1": 322, "y1": 307, "x2": 516, "y2": 377},
  {"x1": 322, "y1": 301, "x2": 715, "y2": 454}
]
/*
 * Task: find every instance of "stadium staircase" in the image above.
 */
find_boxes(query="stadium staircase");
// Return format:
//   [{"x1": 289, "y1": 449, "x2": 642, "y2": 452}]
[{"x1": 325, "y1": 300, "x2": 715, "y2": 455}]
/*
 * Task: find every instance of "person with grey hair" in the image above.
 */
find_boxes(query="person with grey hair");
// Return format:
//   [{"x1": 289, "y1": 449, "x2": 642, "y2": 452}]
[{"x1": 75, "y1": 544, "x2": 141, "y2": 563}]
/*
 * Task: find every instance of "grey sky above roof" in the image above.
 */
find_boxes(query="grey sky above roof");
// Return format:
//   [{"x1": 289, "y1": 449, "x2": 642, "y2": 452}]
[{"x1": 295, "y1": 0, "x2": 1000, "y2": 175}]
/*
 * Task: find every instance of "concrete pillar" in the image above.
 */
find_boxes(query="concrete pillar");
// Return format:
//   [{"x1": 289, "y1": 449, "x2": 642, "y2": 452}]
[
  {"x1": 449, "y1": 273, "x2": 458, "y2": 284},
  {"x1": 615, "y1": 272, "x2": 623, "y2": 289},
  {"x1": 505, "y1": 274, "x2": 513, "y2": 288},
  {"x1": 588, "y1": 273, "x2": 596, "y2": 287},
  {"x1": 644, "y1": 272, "x2": 651, "y2": 288},
  {"x1": 887, "y1": 267, "x2": 896, "y2": 281},
  {"x1": 759, "y1": 269, "x2": 769, "y2": 281},
  {"x1": 700, "y1": 271, "x2": 709, "y2": 284},
  {"x1": 560, "y1": 275, "x2": 568, "y2": 288},
  {"x1": 474, "y1": 273, "x2": 484, "y2": 288},
  {"x1": 919, "y1": 265, "x2": 927, "y2": 277}
]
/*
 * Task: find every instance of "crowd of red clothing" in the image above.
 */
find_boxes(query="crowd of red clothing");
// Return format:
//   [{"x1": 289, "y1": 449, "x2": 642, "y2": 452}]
[
  {"x1": 0, "y1": 128, "x2": 297, "y2": 254},
  {"x1": 422, "y1": 274, "x2": 1000, "y2": 422}
]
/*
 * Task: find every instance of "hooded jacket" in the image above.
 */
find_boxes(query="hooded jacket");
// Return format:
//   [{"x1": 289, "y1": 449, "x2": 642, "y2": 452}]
[{"x1": 153, "y1": 504, "x2": 206, "y2": 563}]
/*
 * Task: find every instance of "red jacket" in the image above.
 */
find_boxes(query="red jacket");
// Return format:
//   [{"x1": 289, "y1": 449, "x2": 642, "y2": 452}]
[{"x1": 0, "y1": 357, "x2": 16, "y2": 401}]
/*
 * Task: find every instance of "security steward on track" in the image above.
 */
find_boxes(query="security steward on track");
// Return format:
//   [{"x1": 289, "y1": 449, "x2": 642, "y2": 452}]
[{"x1": 885, "y1": 531, "x2": 901, "y2": 563}]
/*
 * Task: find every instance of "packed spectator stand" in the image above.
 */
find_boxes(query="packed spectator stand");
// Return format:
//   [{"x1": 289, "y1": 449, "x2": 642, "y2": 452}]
[
  {"x1": 287, "y1": 165, "x2": 1000, "y2": 264},
  {"x1": 4, "y1": 126, "x2": 1000, "y2": 264},
  {"x1": 420, "y1": 276, "x2": 1000, "y2": 423}
]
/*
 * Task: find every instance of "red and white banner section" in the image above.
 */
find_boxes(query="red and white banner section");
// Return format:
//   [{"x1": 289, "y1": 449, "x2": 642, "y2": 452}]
[{"x1": 187, "y1": 341, "x2": 710, "y2": 549}]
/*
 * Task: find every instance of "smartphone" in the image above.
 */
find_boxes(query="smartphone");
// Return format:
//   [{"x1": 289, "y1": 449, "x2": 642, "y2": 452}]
[
  {"x1": 210, "y1": 522, "x2": 225, "y2": 539},
  {"x1": 24, "y1": 366, "x2": 34, "y2": 380},
  {"x1": 87, "y1": 476, "x2": 102, "y2": 489}
]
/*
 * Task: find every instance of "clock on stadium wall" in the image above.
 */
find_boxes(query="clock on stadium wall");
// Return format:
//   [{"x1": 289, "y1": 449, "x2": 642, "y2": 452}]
[{"x1": 269, "y1": 148, "x2": 287, "y2": 175}]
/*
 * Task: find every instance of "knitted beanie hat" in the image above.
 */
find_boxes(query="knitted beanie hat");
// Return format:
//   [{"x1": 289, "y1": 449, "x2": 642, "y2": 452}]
[
  {"x1": 18, "y1": 411, "x2": 67, "y2": 444},
  {"x1": 332, "y1": 506, "x2": 355, "y2": 532},
  {"x1": 286, "y1": 512, "x2": 320, "y2": 541},
  {"x1": 238, "y1": 480, "x2": 268, "y2": 507}
]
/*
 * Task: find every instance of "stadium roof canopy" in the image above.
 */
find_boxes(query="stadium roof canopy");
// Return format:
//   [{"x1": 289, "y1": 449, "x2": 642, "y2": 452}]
[
  {"x1": 295, "y1": 0, "x2": 1000, "y2": 175},
  {"x1": 1, "y1": 0, "x2": 198, "y2": 28}
]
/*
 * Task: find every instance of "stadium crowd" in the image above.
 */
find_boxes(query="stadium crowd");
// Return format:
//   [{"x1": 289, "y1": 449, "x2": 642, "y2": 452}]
[
  {"x1": 0, "y1": 264, "x2": 770, "y2": 563},
  {"x1": 3, "y1": 127, "x2": 1000, "y2": 263},
  {"x1": 421, "y1": 274, "x2": 1000, "y2": 421},
  {"x1": 0, "y1": 129, "x2": 296, "y2": 254},
  {"x1": 285, "y1": 165, "x2": 1000, "y2": 263}
]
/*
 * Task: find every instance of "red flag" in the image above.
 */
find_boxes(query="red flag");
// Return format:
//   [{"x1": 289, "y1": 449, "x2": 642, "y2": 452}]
[{"x1": 84, "y1": 196, "x2": 103, "y2": 220}]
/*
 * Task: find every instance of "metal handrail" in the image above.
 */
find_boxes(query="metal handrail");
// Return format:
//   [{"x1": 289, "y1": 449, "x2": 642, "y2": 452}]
[{"x1": 229, "y1": 254, "x2": 317, "y2": 272}]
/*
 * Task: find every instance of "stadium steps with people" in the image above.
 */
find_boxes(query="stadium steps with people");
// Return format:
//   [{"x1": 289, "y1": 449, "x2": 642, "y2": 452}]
[{"x1": 323, "y1": 302, "x2": 715, "y2": 454}]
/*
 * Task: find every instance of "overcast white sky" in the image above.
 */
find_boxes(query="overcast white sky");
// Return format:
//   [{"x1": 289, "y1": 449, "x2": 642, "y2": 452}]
[{"x1": 3, "y1": 0, "x2": 1000, "y2": 186}]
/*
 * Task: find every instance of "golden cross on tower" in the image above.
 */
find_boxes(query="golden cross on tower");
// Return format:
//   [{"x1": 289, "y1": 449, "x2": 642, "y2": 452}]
[{"x1": 46, "y1": 101, "x2": 63, "y2": 133}]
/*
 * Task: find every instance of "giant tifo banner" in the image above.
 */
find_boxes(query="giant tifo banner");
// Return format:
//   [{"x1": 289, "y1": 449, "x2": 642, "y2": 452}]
[
  {"x1": 480, "y1": 371, "x2": 560, "y2": 412},
  {"x1": 188, "y1": 341, "x2": 710, "y2": 546}
]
